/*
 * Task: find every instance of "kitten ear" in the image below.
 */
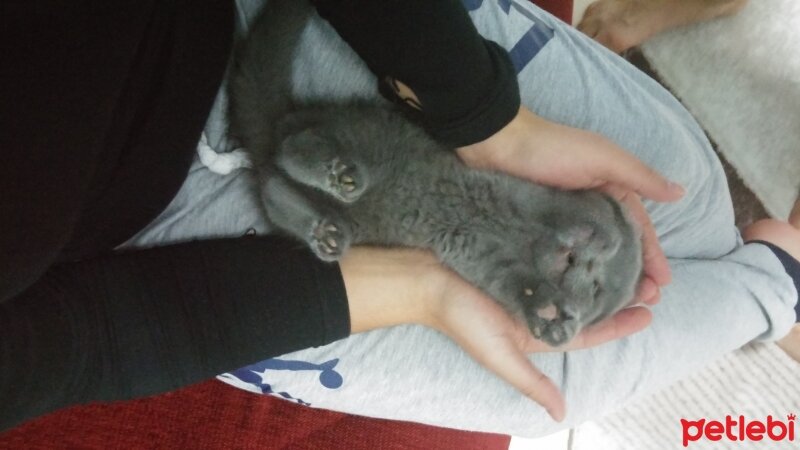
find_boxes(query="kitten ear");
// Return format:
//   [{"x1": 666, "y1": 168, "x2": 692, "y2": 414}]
[
  {"x1": 281, "y1": 128, "x2": 329, "y2": 152},
  {"x1": 556, "y1": 224, "x2": 595, "y2": 248},
  {"x1": 557, "y1": 223, "x2": 622, "y2": 260},
  {"x1": 275, "y1": 109, "x2": 324, "y2": 136}
]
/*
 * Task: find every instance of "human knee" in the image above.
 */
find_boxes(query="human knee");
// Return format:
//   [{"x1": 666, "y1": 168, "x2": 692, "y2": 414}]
[{"x1": 744, "y1": 219, "x2": 800, "y2": 261}]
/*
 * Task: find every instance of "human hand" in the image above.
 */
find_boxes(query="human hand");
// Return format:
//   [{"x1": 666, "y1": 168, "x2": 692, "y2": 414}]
[
  {"x1": 456, "y1": 106, "x2": 685, "y2": 304},
  {"x1": 341, "y1": 247, "x2": 653, "y2": 422},
  {"x1": 422, "y1": 258, "x2": 652, "y2": 422}
]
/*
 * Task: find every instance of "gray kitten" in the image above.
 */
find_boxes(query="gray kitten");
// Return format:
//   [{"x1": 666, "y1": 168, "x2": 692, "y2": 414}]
[{"x1": 228, "y1": 0, "x2": 643, "y2": 346}]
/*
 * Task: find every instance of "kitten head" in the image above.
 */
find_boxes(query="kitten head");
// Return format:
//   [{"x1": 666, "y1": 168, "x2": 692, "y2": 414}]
[{"x1": 522, "y1": 191, "x2": 643, "y2": 346}]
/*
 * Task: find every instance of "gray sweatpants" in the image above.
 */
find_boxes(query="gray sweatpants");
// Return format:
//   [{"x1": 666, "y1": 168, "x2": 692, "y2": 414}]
[{"x1": 124, "y1": 0, "x2": 798, "y2": 438}]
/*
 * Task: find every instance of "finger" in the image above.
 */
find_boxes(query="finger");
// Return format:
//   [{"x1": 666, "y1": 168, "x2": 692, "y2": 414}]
[
  {"x1": 611, "y1": 188, "x2": 672, "y2": 286},
  {"x1": 440, "y1": 292, "x2": 568, "y2": 421},
  {"x1": 576, "y1": 7, "x2": 599, "y2": 36},
  {"x1": 589, "y1": 142, "x2": 685, "y2": 202},
  {"x1": 596, "y1": 185, "x2": 670, "y2": 292},
  {"x1": 450, "y1": 313, "x2": 567, "y2": 420},
  {"x1": 576, "y1": 19, "x2": 597, "y2": 38},
  {"x1": 594, "y1": 30, "x2": 627, "y2": 54},
  {"x1": 635, "y1": 276, "x2": 660, "y2": 305},
  {"x1": 578, "y1": 2, "x2": 601, "y2": 31},
  {"x1": 476, "y1": 343, "x2": 567, "y2": 421},
  {"x1": 561, "y1": 306, "x2": 653, "y2": 350},
  {"x1": 633, "y1": 199, "x2": 671, "y2": 286}
]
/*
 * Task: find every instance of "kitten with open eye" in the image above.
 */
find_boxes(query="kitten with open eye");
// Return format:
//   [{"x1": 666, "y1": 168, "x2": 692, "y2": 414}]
[{"x1": 227, "y1": 0, "x2": 643, "y2": 346}]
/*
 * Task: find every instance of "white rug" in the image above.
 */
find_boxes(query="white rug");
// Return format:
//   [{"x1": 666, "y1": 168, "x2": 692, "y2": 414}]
[
  {"x1": 574, "y1": 343, "x2": 800, "y2": 450},
  {"x1": 640, "y1": 0, "x2": 800, "y2": 219}
]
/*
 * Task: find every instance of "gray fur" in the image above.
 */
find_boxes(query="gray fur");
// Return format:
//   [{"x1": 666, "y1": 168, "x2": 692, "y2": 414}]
[{"x1": 227, "y1": 0, "x2": 643, "y2": 346}]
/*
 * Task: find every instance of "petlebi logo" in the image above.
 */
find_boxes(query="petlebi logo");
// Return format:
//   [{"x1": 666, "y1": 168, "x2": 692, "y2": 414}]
[{"x1": 681, "y1": 413, "x2": 796, "y2": 447}]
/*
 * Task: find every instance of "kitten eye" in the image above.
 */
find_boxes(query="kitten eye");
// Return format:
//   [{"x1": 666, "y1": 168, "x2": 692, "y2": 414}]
[
  {"x1": 567, "y1": 251, "x2": 576, "y2": 266},
  {"x1": 592, "y1": 280, "x2": 602, "y2": 297}
]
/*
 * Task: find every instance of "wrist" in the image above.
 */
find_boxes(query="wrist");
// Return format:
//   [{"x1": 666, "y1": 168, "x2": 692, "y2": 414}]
[
  {"x1": 339, "y1": 247, "x2": 446, "y2": 334},
  {"x1": 455, "y1": 106, "x2": 542, "y2": 171}
]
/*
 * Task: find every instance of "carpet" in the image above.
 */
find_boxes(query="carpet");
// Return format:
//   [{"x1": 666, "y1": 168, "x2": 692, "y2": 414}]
[
  {"x1": 640, "y1": 0, "x2": 800, "y2": 219},
  {"x1": 0, "y1": 380, "x2": 511, "y2": 450},
  {"x1": 572, "y1": 342, "x2": 800, "y2": 450}
]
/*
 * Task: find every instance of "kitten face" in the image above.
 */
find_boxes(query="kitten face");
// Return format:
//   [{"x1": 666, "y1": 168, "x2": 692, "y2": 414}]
[{"x1": 525, "y1": 194, "x2": 643, "y2": 344}]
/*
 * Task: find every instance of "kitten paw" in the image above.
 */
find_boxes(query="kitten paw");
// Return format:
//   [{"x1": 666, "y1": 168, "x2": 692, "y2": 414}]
[
  {"x1": 527, "y1": 309, "x2": 579, "y2": 347},
  {"x1": 512, "y1": 282, "x2": 584, "y2": 346},
  {"x1": 276, "y1": 129, "x2": 370, "y2": 203},
  {"x1": 310, "y1": 219, "x2": 350, "y2": 261},
  {"x1": 326, "y1": 158, "x2": 364, "y2": 203}
]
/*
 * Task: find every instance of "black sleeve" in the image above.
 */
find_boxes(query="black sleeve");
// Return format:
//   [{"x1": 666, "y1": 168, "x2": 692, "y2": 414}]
[
  {"x1": 0, "y1": 0, "x2": 235, "y2": 293},
  {"x1": 309, "y1": 0, "x2": 521, "y2": 147},
  {"x1": 1, "y1": 0, "x2": 351, "y2": 432},
  {"x1": 0, "y1": 236, "x2": 350, "y2": 431}
]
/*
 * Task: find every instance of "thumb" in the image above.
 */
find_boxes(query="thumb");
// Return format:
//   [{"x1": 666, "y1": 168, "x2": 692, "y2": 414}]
[
  {"x1": 494, "y1": 347, "x2": 566, "y2": 422},
  {"x1": 462, "y1": 334, "x2": 567, "y2": 422},
  {"x1": 593, "y1": 143, "x2": 685, "y2": 202}
]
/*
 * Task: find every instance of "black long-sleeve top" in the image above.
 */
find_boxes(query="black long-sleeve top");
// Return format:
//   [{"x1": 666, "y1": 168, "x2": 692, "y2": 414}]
[{"x1": 0, "y1": 0, "x2": 520, "y2": 430}]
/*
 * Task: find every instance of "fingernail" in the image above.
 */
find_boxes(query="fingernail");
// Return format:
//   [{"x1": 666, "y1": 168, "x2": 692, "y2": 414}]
[
  {"x1": 546, "y1": 407, "x2": 566, "y2": 422},
  {"x1": 669, "y1": 181, "x2": 686, "y2": 196}
]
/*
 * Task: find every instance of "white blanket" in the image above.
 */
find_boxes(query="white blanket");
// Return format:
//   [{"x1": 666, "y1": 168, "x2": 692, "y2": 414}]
[{"x1": 640, "y1": 0, "x2": 800, "y2": 219}]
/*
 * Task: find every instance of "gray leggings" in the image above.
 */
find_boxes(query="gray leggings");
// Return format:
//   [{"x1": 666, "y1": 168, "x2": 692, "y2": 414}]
[{"x1": 124, "y1": 0, "x2": 797, "y2": 438}]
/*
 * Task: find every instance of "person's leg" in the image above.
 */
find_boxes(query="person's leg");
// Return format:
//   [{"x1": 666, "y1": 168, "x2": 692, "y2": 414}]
[
  {"x1": 778, "y1": 325, "x2": 800, "y2": 361},
  {"x1": 744, "y1": 201, "x2": 800, "y2": 363},
  {"x1": 577, "y1": 0, "x2": 748, "y2": 53},
  {"x1": 131, "y1": 0, "x2": 797, "y2": 438}
]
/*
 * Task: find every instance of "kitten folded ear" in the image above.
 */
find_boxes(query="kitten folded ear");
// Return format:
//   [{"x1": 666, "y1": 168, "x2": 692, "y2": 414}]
[
  {"x1": 557, "y1": 223, "x2": 624, "y2": 261},
  {"x1": 275, "y1": 109, "x2": 325, "y2": 137},
  {"x1": 281, "y1": 128, "x2": 328, "y2": 151},
  {"x1": 556, "y1": 224, "x2": 595, "y2": 248}
]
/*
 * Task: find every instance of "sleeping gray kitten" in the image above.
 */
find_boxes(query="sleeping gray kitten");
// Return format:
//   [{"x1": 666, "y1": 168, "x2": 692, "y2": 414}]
[{"x1": 227, "y1": 0, "x2": 643, "y2": 346}]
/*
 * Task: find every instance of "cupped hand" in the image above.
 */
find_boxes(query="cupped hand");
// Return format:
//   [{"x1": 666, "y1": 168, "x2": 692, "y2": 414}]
[
  {"x1": 457, "y1": 106, "x2": 684, "y2": 304},
  {"x1": 343, "y1": 247, "x2": 652, "y2": 422},
  {"x1": 420, "y1": 259, "x2": 653, "y2": 422}
]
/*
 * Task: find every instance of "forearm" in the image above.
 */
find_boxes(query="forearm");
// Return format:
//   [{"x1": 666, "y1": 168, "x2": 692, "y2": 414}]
[
  {"x1": 309, "y1": 0, "x2": 520, "y2": 146},
  {"x1": 0, "y1": 236, "x2": 349, "y2": 430}
]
